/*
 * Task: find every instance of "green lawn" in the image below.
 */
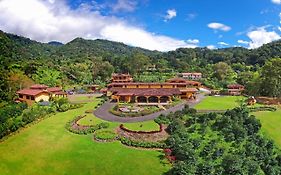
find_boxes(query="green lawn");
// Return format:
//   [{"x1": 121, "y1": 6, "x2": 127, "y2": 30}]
[
  {"x1": 195, "y1": 96, "x2": 245, "y2": 110},
  {"x1": 77, "y1": 114, "x2": 106, "y2": 126},
  {"x1": 123, "y1": 121, "x2": 160, "y2": 131},
  {"x1": 0, "y1": 100, "x2": 170, "y2": 175},
  {"x1": 253, "y1": 108, "x2": 281, "y2": 147},
  {"x1": 68, "y1": 96, "x2": 95, "y2": 102}
]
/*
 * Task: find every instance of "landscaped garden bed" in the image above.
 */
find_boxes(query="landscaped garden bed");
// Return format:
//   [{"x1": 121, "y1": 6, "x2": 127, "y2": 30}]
[
  {"x1": 66, "y1": 115, "x2": 109, "y2": 134},
  {"x1": 109, "y1": 99, "x2": 183, "y2": 118},
  {"x1": 109, "y1": 104, "x2": 162, "y2": 117},
  {"x1": 117, "y1": 124, "x2": 169, "y2": 148}
]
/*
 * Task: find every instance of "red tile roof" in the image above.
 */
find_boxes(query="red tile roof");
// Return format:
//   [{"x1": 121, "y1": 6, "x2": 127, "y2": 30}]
[
  {"x1": 47, "y1": 87, "x2": 62, "y2": 92},
  {"x1": 17, "y1": 89, "x2": 49, "y2": 96}
]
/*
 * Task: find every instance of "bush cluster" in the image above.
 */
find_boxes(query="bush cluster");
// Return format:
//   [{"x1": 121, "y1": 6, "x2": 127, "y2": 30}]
[
  {"x1": 119, "y1": 137, "x2": 166, "y2": 148},
  {"x1": 22, "y1": 105, "x2": 56, "y2": 124},
  {"x1": 248, "y1": 106, "x2": 277, "y2": 112},
  {"x1": 0, "y1": 103, "x2": 27, "y2": 139}
]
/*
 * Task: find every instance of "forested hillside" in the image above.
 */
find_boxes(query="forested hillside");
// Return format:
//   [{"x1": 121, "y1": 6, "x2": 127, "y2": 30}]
[{"x1": 0, "y1": 30, "x2": 281, "y2": 103}]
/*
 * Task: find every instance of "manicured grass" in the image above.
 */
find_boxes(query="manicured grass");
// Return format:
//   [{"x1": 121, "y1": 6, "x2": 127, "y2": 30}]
[
  {"x1": 0, "y1": 100, "x2": 170, "y2": 175},
  {"x1": 69, "y1": 96, "x2": 95, "y2": 102},
  {"x1": 123, "y1": 121, "x2": 160, "y2": 131},
  {"x1": 195, "y1": 96, "x2": 246, "y2": 110},
  {"x1": 253, "y1": 107, "x2": 281, "y2": 147},
  {"x1": 77, "y1": 114, "x2": 105, "y2": 126}
]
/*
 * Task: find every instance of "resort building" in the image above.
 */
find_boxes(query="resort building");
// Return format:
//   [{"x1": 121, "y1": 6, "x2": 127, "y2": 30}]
[
  {"x1": 111, "y1": 73, "x2": 133, "y2": 83},
  {"x1": 17, "y1": 84, "x2": 66, "y2": 106},
  {"x1": 107, "y1": 75, "x2": 200, "y2": 104},
  {"x1": 227, "y1": 84, "x2": 245, "y2": 96},
  {"x1": 178, "y1": 72, "x2": 202, "y2": 80}
]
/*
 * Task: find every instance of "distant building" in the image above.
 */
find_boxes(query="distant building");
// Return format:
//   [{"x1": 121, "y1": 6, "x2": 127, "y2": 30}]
[
  {"x1": 84, "y1": 85, "x2": 99, "y2": 93},
  {"x1": 178, "y1": 73, "x2": 202, "y2": 80},
  {"x1": 16, "y1": 84, "x2": 67, "y2": 106},
  {"x1": 111, "y1": 73, "x2": 133, "y2": 83},
  {"x1": 227, "y1": 84, "x2": 245, "y2": 96}
]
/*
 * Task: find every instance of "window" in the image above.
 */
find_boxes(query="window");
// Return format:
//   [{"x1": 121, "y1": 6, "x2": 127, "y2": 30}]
[
  {"x1": 26, "y1": 96, "x2": 30, "y2": 99},
  {"x1": 31, "y1": 96, "x2": 35, "y2": 100},
  {"x1": 19, "y1": 94, "x2": 23, "y2": 98}
]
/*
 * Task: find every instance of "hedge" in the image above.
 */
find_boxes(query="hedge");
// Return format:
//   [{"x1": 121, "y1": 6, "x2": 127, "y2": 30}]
[
  {"x1": 119, "y1": 137, "x2": 166, "y2": 148},
  {"x1": 248, "y1": 106, "x2": 277, "y2": 112}
]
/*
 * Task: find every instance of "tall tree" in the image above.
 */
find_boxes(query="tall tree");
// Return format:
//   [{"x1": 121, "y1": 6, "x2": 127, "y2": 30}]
[
  {"x1": 260, "y1": 58, "x2": 281, "y2": 97},
  {"x1": 32, "y1": 67, "x2": 61, "y2": 87},
  {"x1": 213, "y1": 62, "x2": 236, "y2": 83}
]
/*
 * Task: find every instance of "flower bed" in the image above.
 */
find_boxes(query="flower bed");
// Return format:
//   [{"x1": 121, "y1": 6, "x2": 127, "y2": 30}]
[
  {"x1": 94, "y1": 130, "x2": 118, "y2": 142},
  {"x1": 119, "y1": 123, "x2": 163, "y2": 134},
  {"x1": 65, "y1": 115, "x2": 109, "y2": 135},
  {"x1": 109, "y1": 105, "x2": 162, "y2": 117}
]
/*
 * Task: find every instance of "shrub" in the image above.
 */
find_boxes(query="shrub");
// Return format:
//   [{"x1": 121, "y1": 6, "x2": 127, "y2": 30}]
[
  {"x1": 22, "y1": 105, "x2": 55, "y2": 124},
  {"x1": 57, "y1": 103, "x2": 70, "y2": 112},
  {"x1": 248, "y1": 106, "x2": 277, "y2": 112},
  {"x1": 119, "y1": 137, "x2": 166, "y2": 148}
]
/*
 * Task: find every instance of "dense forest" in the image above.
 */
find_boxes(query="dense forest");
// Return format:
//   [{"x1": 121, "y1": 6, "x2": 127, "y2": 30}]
[
  {"x1": 156, "y1": 106, "x2": 281, "y2": 174},
  {"x1": 0, "y1": 30, "x2": 281, "y2": 104}
]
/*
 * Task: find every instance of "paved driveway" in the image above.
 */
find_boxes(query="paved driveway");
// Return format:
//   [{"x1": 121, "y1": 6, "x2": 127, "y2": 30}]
[{"x1": 93, "y1": 93, "x2": 206, "y2": 123}]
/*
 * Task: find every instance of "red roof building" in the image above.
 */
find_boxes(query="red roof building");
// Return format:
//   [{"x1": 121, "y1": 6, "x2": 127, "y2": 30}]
[{"x1": 16, "y1": 84, "x2": 67, "y2": 105}]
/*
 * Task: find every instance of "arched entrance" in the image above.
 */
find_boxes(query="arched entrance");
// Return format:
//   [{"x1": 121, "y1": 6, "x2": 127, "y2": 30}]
[
  {"x1": 148, "y1": 96, "x2": 158, "y2": 103},
  {"x1": 160, "y1": 96, "x2": 169, "y2": 103},
  {"x1": 137, "y1": 96, "x2": 147, "y2": 103}
]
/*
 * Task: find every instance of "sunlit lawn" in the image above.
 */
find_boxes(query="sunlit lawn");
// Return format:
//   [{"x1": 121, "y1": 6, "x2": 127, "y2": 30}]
[
  {"x1": 123, "y1": 121, "x2": 160, "y2": 131},
  {"x1": 195, "y1": 96, "x2": 246, "y2": 110},
  {"x1": 0, "y1": 100, "x2": 170, "y2": 175},
  {"x1": 253, "y1": 107, "x2": 281, "y2": 147}
]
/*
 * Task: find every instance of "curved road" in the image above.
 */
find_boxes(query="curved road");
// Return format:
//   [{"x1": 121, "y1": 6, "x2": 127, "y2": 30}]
[{"x1": 93, "y1": 93, "x2": 206, "y2": 123}]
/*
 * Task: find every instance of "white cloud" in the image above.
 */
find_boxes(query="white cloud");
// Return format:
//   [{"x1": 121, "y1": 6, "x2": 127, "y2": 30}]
[
  {"x1": 218, "y1": 41, "x2": 229, "y2": 46},
  {"x1": 247, "y1": 27, "x2": 281, "y2": 49},
  {"x1": 207, "y1": 45, "x2": 216, "y2": 50},
  {"x1": 0, "y1": 0, "x2": 197, "y2": 51},
  {"x1": 164, "y1": 9, "x2": 177, "y2": 22},
  {"x1": 272, "y1": 0, "x2": 281, "y2": 4},
  {"x1": 111, "y1": 0, "x2": 137, "y2": 13},
  {"x1": 186, "y1": 39, "x2": 199, "y2": 44},
  {"x1": 237, "y1": 40, "x2": 249, "y2": 45},
  {"x1": 207, "y1": 22, "x2": 231, "y2": 32}
]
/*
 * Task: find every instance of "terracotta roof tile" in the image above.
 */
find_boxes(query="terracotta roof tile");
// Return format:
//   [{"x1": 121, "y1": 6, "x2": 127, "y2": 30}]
[{"x1": 17, "y1": 89, "x2": 49, "y2": 96}]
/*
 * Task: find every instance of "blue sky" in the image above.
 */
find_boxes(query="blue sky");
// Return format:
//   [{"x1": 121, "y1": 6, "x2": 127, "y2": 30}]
[{"x1": 0, "y1": 0, "x2": 281, "y2": 51}]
